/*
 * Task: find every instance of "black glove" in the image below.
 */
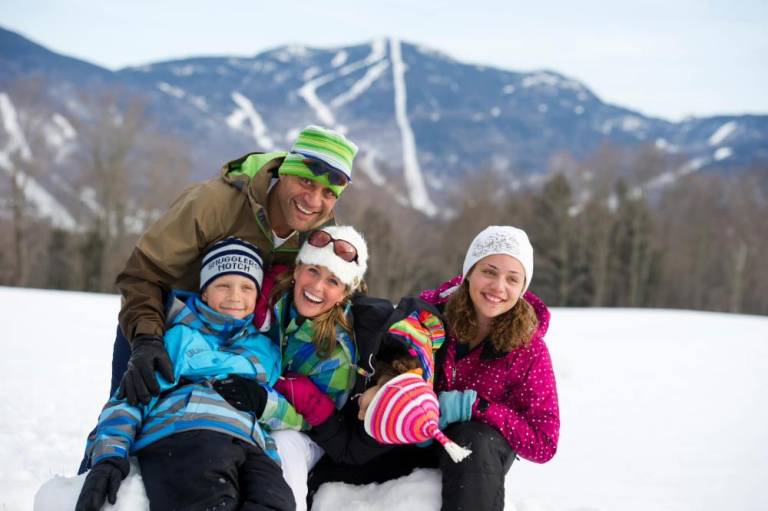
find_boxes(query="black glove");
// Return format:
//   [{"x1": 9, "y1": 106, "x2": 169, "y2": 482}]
[
  {"x1": 117, "y1": 335, "x2": 174, "y2": 406},
  {"x1": 213, "y1": 375, "x2": 268, "y2": 417},
  {"x1": 75, "y1": 457, "x2": 130, "y2": 511}
]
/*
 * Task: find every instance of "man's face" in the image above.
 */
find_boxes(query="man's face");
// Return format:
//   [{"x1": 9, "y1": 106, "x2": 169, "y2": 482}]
[{"x1": 270, "y1": 175, "x2": 338, "y2": 237}]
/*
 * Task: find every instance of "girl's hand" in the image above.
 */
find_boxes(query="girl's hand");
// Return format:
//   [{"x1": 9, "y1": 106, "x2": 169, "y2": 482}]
[
  {"x1": 356, "y1": 384, "x2": 381, "y2": 421},
  {"x1": 437, "y1": 389, "x2": 477, "y2": 429}
]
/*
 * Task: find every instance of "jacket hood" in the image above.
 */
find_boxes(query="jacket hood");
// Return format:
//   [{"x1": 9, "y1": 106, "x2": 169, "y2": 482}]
[
  {"x1": 168, "y1": 289, "x2": 256, "y2": 342},
  {"x1": 221, "y1": 151, "x2": 286, "y2": 205}
]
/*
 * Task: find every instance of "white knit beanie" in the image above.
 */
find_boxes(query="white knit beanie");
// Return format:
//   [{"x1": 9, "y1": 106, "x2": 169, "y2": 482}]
[
  {"x1": 297, "y1": 226, "x2": 369, "y2": 291},
  {"x1": 462, "y1": 226, "x2": 534, "y2": 293}
]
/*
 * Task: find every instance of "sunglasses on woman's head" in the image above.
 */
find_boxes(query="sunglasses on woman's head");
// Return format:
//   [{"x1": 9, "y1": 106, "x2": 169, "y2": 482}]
[{"x1": 307, "y1": 230, "x2": 359, "y2": 263}]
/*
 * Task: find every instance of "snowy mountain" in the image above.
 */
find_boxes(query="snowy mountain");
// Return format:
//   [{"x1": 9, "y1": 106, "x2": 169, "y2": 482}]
[
  {"x1": 2, "y1": 286, "x2": 766, "y2": 510},
  {"x1": 2, "y1": 25, "x2": 767, "y2": 219}
]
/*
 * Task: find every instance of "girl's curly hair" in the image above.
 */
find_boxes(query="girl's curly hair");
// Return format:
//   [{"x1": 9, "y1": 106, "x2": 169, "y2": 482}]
[{"x1": 444, "y1": 279, "x2": 538, "y2": 352}]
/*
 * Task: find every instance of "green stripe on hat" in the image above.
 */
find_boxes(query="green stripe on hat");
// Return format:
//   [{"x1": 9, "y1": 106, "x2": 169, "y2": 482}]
[
  {"x1": 289, "y1": 125, "x2": 358, "y2": 177},
  {"x1": 279, "y1": 154, "x2": 346, "y2": 197}
]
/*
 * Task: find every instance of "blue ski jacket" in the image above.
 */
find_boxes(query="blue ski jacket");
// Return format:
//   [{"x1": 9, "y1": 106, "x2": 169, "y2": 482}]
[{"x1": 85, "y1": 292, "x2": 304, "y2": 466}]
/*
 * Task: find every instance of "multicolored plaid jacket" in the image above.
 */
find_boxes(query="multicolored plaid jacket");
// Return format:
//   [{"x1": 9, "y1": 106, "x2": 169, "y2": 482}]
[
  {"x1": 273, "y1": 293, "x2": 358, "y2": 409},
  {"x1": 85, "y1": 294, "x2": 304, "y2": 467}
]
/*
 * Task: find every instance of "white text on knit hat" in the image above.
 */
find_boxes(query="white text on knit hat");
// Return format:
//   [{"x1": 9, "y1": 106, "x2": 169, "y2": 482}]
[{"x1": 200, "y1": 238, "x2": 264, "y2": 292}]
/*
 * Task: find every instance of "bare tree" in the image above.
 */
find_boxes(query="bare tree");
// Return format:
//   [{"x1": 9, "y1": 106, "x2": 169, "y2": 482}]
[
  {"x1": 0, "y1": 79, "x2": 52, "y2": 285},
  {"x1": 73, "y1": 91, "x2": 145, "y2": 290}
]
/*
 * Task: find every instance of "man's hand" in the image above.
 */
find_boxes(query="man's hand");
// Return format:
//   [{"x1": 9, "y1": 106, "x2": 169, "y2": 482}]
[
  {"x1": 213, "y1": 375, "x2": 268, "y2": 417},
  {"x1": 75, "y1": 457, "x2": 130, "y2": 511},
  {"x1": 117, "y1": 335, "x2": 174, "y2": 405}
]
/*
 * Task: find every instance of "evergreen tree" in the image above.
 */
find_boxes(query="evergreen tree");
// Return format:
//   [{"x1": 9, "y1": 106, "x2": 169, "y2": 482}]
[{"x1": 529, "y1": 174, "x2": 585, "y2": 305}]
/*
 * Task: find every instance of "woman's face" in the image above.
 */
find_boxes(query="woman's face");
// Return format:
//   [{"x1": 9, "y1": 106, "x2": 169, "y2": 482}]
[
  {"x1": 466, "y1": 254, "x2": 526, "y2": 325},
  {"x1": 293, "y1": 263, "x2": 349, "y2": 318}
]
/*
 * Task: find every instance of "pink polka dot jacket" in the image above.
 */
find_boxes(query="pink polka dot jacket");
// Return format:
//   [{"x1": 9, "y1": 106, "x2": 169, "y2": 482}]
[{"x1": 420, "y1": 276, "x2": 560, "y2": 463}]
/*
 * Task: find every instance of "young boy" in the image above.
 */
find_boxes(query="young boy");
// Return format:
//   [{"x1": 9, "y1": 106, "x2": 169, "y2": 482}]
[{"x1": 76, "y1": 237, "x2": 303, "y2": 511}]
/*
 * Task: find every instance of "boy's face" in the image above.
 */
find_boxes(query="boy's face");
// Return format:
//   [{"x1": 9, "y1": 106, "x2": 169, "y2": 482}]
[
  {"x1": 357, "y1": 384, "x2": 381, "y2": 421},
  {"x1": 201, "y1": 274, "x2": 258, "y2": 320}
]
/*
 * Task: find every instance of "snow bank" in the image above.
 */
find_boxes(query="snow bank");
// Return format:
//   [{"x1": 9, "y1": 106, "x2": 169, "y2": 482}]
[{"x1": 0, "y1": 287, "x2": 765, "y2": 510}]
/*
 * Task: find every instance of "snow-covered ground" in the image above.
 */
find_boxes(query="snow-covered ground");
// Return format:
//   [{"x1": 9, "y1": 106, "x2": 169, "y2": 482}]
[{"x1": 1, "y1": 286, "x2": 766, "y2": 511}]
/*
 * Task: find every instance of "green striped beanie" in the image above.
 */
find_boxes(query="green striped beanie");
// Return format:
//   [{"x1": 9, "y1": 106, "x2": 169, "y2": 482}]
[{"x1": 278, "y1": 125, "x2": 359, "y2": 197}]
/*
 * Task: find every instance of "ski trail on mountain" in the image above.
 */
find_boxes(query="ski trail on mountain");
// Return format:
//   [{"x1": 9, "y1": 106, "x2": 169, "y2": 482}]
[
  {"x1": 228, "y1": 91, "x2": 274, "y2": 150},
  {"x1": 331, "y1": 60, "x2": 389, "y2": 108},
  {"x1": 389, "y1": 38, "x2": 437, "y2": 217},
  {"x1": 0, "y1": 93, "x2": 32, "y2": 159},
  {"x1": 0, "y1": 93, "x2": 78, "y2": 229},
  {"x1": 298, "y1": 39, "x2": 388, "y2": 130}
]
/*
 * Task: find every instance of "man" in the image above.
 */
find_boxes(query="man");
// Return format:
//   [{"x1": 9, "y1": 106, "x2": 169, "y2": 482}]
[{"x1": 112, "y1": 125, "x2": 358, "y2": 406}]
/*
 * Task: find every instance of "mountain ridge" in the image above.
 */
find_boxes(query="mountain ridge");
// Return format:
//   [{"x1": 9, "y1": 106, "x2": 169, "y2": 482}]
[{"x1": 1, "y1": 26, "x2": 766, "y2": 220}]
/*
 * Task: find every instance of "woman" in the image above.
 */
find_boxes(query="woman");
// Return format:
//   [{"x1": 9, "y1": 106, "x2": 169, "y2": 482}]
[
  {"x1": 308, "y1": 225, "x2": 560, "y2": 511},
  {"x1": 268, "y1": 225, "x2": 371, "y2": 511}
]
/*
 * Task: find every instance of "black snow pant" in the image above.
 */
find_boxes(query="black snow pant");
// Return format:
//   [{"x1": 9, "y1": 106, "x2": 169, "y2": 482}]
[
  {"x1": 137, "y1": 430, "x2": 295, "y2": 511},
  {"x1": 308, "y1": 421, "x2": 514, "y2": 511}
]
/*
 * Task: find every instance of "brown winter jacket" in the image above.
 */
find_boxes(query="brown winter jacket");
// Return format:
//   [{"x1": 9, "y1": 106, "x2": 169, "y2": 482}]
[{"x1": 115, "y1": 151, "x2": 335, "y2": 341}]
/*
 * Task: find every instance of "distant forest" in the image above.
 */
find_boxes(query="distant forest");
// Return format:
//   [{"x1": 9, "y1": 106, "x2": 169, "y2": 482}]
[
  {"x1": 341, "y1": 144, "x2": 768, "y2": 315},
  {"x1": 2, "y1": 86, "x2": 767, "y2": 315}
]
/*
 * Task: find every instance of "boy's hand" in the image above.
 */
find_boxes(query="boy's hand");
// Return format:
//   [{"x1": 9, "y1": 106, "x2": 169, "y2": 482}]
[
  {"x1": 75, "y1": 457, "x2": 130, "y2": 511},
  {"x1": 274, "y1": 373, "x2": 334, "y2": 427},
  {"x1": 437, "y1": 389, "x2": 477, "y2": 429},
  {"x1": 117, "y1": 335, "x2": 174, "y2": 406},
  {"x1": 213, "y1": 375, "x2": 268, "y2": 417}
]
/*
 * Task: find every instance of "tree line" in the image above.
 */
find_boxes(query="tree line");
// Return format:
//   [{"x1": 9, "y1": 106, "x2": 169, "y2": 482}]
[
  {"x1": 1, "y1": 83, "x2": 766, "y2": 314},
  {"x1": 344, "y1": 144, "x2": 768, "y2": 315}
]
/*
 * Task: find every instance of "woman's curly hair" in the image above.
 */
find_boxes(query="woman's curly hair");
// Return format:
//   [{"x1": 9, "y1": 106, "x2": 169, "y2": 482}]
[{"x1": 444, "y1": 279, "x2": 538, "y2": 352}]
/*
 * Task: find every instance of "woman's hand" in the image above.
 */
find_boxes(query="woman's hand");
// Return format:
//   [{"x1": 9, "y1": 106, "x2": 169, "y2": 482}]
[{"x1": 274, "y1": 373, "x2": 335, "y2": 426}]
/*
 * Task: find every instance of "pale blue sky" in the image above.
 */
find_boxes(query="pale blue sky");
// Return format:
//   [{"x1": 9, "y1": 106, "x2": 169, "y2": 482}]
[{"x1": 1, "y1": 0, "x2": 766, "y2": 120}]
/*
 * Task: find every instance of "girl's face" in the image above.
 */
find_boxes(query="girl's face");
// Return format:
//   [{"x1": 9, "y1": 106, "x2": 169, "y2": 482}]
[
  {"x1": 357, "y1": 384, "x2": 381, "y2": 421},
  {"x1": 466, "y1": 254, "x2": 526, "y2": 325},
  {"x1": 201, "y1": 274, "x2": 258, "y2": 320},
  {"x1": 293, "y1": 263, "x2": 349, "y2": 318}
]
